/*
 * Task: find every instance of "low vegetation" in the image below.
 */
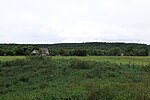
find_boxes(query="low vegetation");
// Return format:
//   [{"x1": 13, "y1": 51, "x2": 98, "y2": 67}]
[
  {"x1": 53, "y1": 56, "x2": 150, "y2": 65},
  {"x1": 0, "y1": 56, "x2": 25, "y2": 62},
  {"x1": 0, "y1": 56, "x2": 150, "y2": 65},
  {"x1": 0, "y1": 56, "x2": 150, "y2": 99}
]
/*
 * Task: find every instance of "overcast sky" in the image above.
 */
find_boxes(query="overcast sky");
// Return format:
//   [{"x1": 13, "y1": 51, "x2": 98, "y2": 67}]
[{"x1": 0, "y1": 0, "x2": 150, "y2": 44}]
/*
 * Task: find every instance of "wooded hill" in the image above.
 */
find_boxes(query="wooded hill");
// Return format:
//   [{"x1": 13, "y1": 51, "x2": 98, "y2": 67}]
[{"x1": 0, "y1": 42, "x2": 149, "y2": 56}]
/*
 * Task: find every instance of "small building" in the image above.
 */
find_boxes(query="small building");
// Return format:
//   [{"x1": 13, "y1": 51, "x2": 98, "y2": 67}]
[
  {"x1": 30, "y1": 50, "x2": 40, "y2": 56},
  {"x1": 121, "y1": 53, "x2": 124, "y2": 56},
  {"x1": 40, "y1": 48, "x2": 49, "y2": 56},
  {"x1": 30, "y1": 48, "x2": 49, "y2": 56}
]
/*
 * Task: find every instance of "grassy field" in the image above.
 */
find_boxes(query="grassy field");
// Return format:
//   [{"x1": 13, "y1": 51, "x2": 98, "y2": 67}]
[
  {"x1": 0, "y1": 56, "x2": 150, "y2": 99},
  {"x1": 0, "y1": 56, "x2": 150, "y2": 65},
  {"x1": 53, "y1": 56, "x2": 150, "y2": 65},
  {"x1": 0, "y1": 56, "x2": 25, "y2": 62}
]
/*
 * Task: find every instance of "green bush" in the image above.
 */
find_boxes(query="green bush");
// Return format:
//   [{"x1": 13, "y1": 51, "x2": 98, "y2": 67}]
[{"x1": 70, "y1": 59, "x2": 92, "y2": 69}]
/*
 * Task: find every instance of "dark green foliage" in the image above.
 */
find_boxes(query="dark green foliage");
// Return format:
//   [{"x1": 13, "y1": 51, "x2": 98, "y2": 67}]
[
  {"x1": 108, "y1": 47, "x2": 121, "y2": 56},
  {"x1": 5, "y1": 50, "x2": 14, "y2": 56},
  {"x1": 74, "y1": 49, "x2": 87, "y2": 56},
  {"x1": 0, "y1": 49, "x2": 5, "y2": 56},
  {"x1": 70, "y1": 59, "x2": 93, "y2": 69},
  {"x1": 0, "y1": 57, "x2": 150, "y2": 99},
  {"x1": 14, "y1": 47, "x2": 24, "y2": 55},
  {"x1": 0, "y1": 42, "x2": 149, "y2": 56}
]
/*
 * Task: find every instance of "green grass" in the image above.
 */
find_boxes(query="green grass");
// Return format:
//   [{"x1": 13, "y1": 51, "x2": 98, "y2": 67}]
[
  {"x1": 0, "y1": 56, "x2": 150, "y2": 99},
  {"x1": 53, "y1": 56, "x2": 150, "y2": 65},
  {"x1": 0, "y1": 56, "x2": 150, "y2": 65},
  {"x1": 0, "y1": 56, "x2": 25, "y2": 62}
]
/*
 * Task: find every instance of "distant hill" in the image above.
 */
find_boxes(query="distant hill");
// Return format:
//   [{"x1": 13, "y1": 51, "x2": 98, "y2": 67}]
[{"x1": 0, "y1": 42, "x2": 149, "y2": 56}]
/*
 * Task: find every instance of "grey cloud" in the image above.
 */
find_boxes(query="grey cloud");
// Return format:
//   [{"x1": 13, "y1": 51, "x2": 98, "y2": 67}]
[{"x1": 0, "y1": 0, "x2": 150, "y2": 44}]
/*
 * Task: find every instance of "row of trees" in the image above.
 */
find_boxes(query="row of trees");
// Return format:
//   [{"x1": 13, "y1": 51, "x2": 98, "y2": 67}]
[
  {"x1": 0, "y1": 43, "x2": 149, "y2": 56},
  {"x1": 0, "y1": 47, "x2": 32, "y2": 56},
  {"x1": 49, "y1": 46, "x2": 149, "y2": 56}
]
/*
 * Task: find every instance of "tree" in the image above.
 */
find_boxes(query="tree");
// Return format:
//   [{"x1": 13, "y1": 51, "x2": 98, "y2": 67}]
[
  {"x1": 138, "y1": 48, "x2": 148, "y2": 56},
  {"x1": 124, "y1": 45, "x2": 134, "y2": 56},
  {"x1": 109, "y1": 47, "x2": 121, "y2": 56},
  {"x1": 74, "y1": 49, "x2": 87, "y2": 56},
  {"x1": 58, "y1": 49, "x2": 66, "y2": 56},
  {"x1": 5, "y1": 50, "x2": 14, "y2": 56},
  {"x1": 14, "y1": 47, "x2": 24, "y2": 55},
  {"x1": 0, "y1": 49, "x2": 5, "y2": 56}
]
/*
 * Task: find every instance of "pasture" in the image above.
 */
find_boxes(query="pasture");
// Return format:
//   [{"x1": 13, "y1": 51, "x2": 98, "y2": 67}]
[
  {"x1": 0, "y1": 56, "x2": 25, "y2": 62},
  {"x1": 0, "y1": 56, "x2": 150, "y2": 65},
  {"x1": 53, "y1": 56, "x2": 150, "y2": 65},
  {"x1": 0, "y1": 56, "x2": 150, "y2": 99}
]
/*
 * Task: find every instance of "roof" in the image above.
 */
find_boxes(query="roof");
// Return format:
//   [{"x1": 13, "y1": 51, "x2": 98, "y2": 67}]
[
  {"x1": 31, "y1": 48, "x2": 49, "y2": 55},
  {"x1": 31, "y1": 50, "x2": 39, "y2": 54}
]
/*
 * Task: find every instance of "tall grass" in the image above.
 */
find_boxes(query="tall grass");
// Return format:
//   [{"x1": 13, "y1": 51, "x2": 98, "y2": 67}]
[
  {"x1": 0, "y1": 56, "x2": 150, "y2": 65},
  {"x1": 53, "y1": 56, "x2": 150, "y2": 65},
  {"x1": 0, "y1": 56, "x2": 150, "y2": 99}
]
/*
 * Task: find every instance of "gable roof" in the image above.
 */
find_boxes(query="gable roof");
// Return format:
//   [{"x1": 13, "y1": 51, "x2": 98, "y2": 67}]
[
  {"x1": 31, "y1": 48, "x2": 49, "y2": 55},
  {"x1": 31, "y1": 50, "x2": 39, "y2": 54}
]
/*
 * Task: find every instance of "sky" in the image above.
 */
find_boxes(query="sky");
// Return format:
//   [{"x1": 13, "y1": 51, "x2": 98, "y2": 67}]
[{"x1": 0, "y1": 0, "x2": 150, "y2": 44}]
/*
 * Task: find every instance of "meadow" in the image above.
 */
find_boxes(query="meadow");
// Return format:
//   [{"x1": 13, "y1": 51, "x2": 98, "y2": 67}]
[
  {"x1": 0, "y1": 56, "x2": 25, "y2": 62},
  {"x1": 0, "y1": 56, "x2": 150, "y2": 65},
  {"x1": 53, "y1": 56, "x2": 150, "y2": 65},
  {"x1": 0, "y1": 56, "x2": 150, "y2": 100}
]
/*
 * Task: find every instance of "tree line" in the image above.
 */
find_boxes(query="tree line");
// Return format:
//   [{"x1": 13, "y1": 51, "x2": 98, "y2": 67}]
[{"x1": 0, "y1": 42, "x2": 149, "y2": 56}]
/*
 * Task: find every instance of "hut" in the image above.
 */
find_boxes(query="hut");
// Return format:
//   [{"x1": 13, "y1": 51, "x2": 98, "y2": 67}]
[
  {"x1": 40, "y1": 48, "x2": 49, "y2": 56},
  {"x1": 121, "y1": 53, "x2": 124, "y2": 56},
  {"x1": 30, "y1": 48, "x2": 49, "y2": 56},
  {"x1": 30, "y1": 50, "x2": 40, "y2": 56}
]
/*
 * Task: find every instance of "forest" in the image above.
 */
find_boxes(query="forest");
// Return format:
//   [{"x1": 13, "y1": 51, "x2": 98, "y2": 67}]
[{"x1": 0, "y1": 42, "x2": 149, "y2": 56}]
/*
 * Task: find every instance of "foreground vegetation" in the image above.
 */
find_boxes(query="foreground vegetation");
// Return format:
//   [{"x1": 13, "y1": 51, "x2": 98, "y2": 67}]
[{"x1": 0, "y1": 56, "x2": 150, "y2": 100}]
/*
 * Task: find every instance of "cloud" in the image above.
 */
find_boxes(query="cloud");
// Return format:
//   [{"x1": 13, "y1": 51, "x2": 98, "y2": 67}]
[{"x1": 0, "y1": 0, "x2": 150, "y2": 44}]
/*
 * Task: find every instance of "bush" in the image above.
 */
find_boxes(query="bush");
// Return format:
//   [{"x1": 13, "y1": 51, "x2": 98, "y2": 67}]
[{"x1": 70, "y1": 59, "x2": 92, "y2": 69}]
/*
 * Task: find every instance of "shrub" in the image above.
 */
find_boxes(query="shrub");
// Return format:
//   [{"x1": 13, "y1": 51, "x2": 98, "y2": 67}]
[
  {"x1": 70, "y1": 59, "x2": 92, "y2": 69},
  {"x1": 87, "y1": 85, "x2": 118, "y2": 100}
]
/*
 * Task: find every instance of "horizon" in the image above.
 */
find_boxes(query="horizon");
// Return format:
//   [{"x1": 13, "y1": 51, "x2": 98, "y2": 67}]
[{"x1": 0, "y1": 41, "x2": 149, "y2": 45}]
